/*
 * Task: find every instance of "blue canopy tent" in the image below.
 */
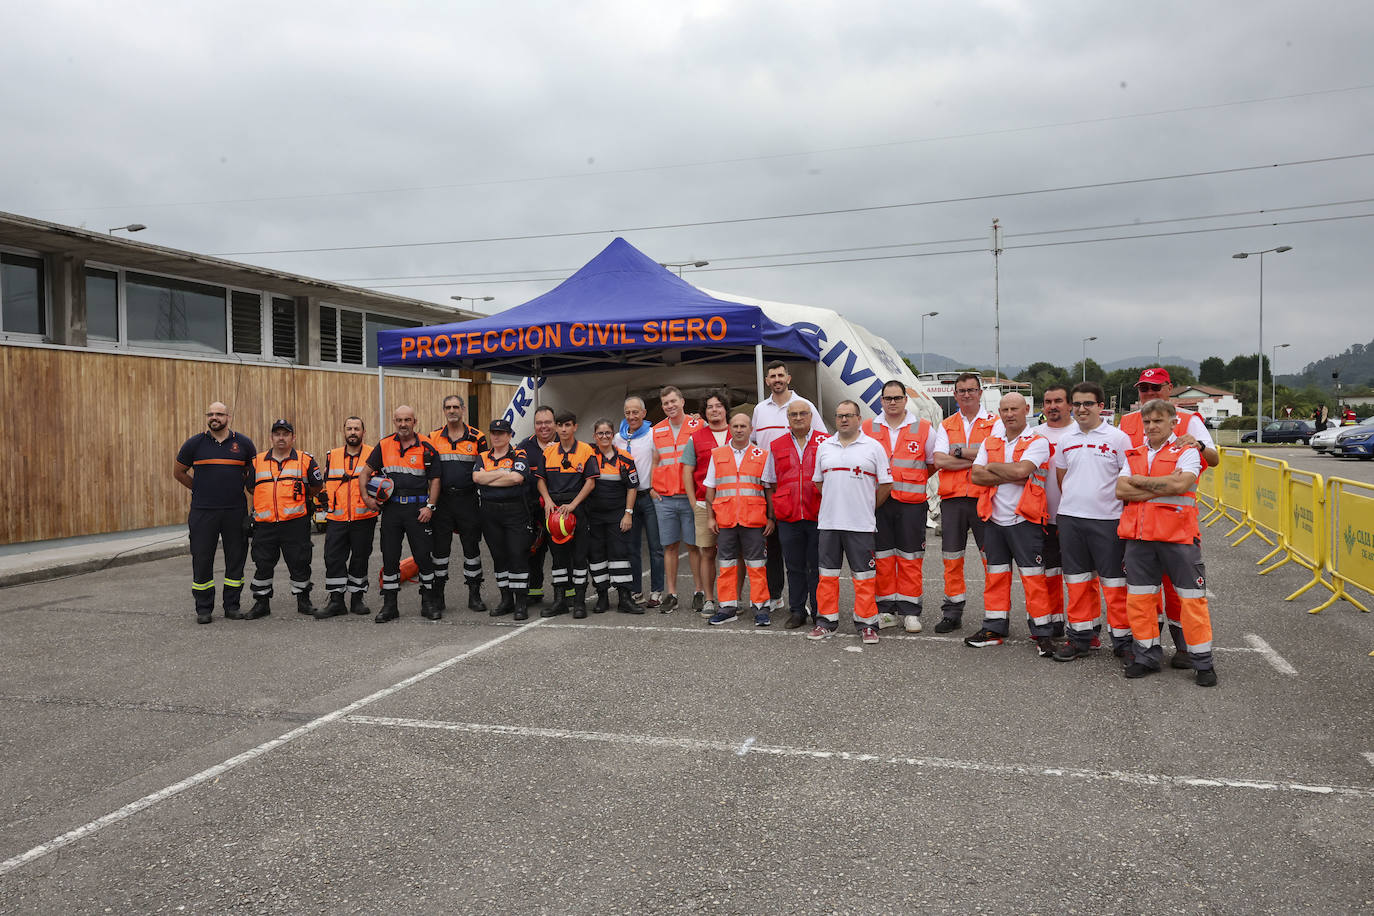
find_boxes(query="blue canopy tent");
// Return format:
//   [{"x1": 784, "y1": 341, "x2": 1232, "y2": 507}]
[{"x1": 374, "y1": 238, "x2": 819, "y2": 424}]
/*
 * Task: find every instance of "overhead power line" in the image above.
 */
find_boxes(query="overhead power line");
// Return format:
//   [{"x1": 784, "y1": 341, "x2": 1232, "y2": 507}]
[
  {"x1": 338, "y1": 196, "x2": 1374, "y2": 284},
  {"x1": 357, "y1": 210, "x2": 1374, "y2": 289},
  {"x1": 32, "y1": 82, "x2": 1374, "y2": 214},
  {"x1": 215, "y1": 152, "x2": 1374, "y2": 257}
]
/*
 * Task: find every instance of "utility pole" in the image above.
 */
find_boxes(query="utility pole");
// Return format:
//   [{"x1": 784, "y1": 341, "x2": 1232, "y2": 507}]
[{"x1": 991, "y1": 218, "x2": 1002, "y2": 387}]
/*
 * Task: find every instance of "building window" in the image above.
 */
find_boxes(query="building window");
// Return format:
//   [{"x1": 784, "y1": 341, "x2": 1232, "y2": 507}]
[
  {"x1": 125, "y1": 271, "x2": 227, "y2": 353},
  {"x1": 1, "y1": 252, "x2": 46, "y2": 336},
  {"x1": 85, "y1": 267, "x2": 119, "y2": 341},
  {"x1": 271, "y1": 297, "x2": 297, "y2": 361},
  {"x1": 231, "y1": 290, "x2": 263, "y2": 355},
  {"x1": 319, "y1": 306, "x2": 337, "y2": 362},
  {"x1": 366, "y1": 313, "x2": 419, "y2": 368},
  {"x1": 320, "y1": 304, "x2": 366, "y2": 366}
]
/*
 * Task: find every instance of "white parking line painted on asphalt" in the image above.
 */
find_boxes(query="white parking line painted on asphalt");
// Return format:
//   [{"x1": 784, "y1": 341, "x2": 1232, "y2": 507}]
[
  {"x1": 1243, "y1": 633, "x2": 1299, "y2": 676},
  {"x1": 737, "y1": 737, "x2": 756, "y2": 757},
  {"x1": 0, "y1": 620, "x2": 548, "y2": 877},
  {"x1": 1361, "y1": 752, "x2": 1374, "y2": 769},
  {"x1": 344, "y1": 715, "x2": 1374, "y2": 800}
]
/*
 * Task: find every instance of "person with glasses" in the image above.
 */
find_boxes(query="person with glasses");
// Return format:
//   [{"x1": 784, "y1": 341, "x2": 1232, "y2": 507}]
[
  {"x1": 770, "y1": 400, "x2": 829, "y2": 629},
  {"x1": 1032, "y1": 385, "x2": 1074, "y2": 638},
  {"x1": 361, "y1": 406, "x2": 442, "y2": 622},
  {"x1": 537, "y1": 410, "x2": 599, "y2": 617},
  {"x1": 174, "y1": 401, "x2": 256, "y2": 624},
  {"x1": 808, "y1": 401, "x2": 892, "y2": 645},
  {"x1": 426, "y1": 395, "x2": 489, "y2": 614},
  {"x1": 1116, "y1": 399, "x2": 1217, "y2": 686},
  {"x1": 704, "y1": 412, "x2": 777, "y2": 626},
  {"x1": 1050, "y1": 383, "x2": 1133, "y2": 661},
  {"x1": 931, "y1": 373, "x2": 1001, "y2": 633},
  {"x1": 614, "y1": 396, "x2": 665, "y2": 608},
  {"x1": 518, "y1": 406, "x2": 559, "y2": 606},
  {"x1": 751, "y1": 361, "x2": 827, "y2": 617},
  {"x1": 965, "y1": 394, "x2": 1054, "y2": 653},
  {"x1": 586, "y1": 418, "x2": 645, "y2": 614},
  {"x1": 680, "y1": 392, "x2": 732, "y2": 617},
  {"x1": 649, "y1": 386, "x2": 704, "y2": 613},
  {"x1": 862, "y1": 380, "x2": 937, "y2": 633},
  {"x1": 1116, "y1": 367, "x2": 1219, "y2": 671}
]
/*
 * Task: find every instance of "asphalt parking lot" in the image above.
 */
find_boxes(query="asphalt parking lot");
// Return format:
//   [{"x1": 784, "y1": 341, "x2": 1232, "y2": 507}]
[{"x1": 1, "y1": 524, "x2": 1371, "y2": 913}]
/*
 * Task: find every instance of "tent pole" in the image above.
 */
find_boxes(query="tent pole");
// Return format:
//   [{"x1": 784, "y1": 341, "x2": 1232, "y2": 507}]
[
  {"x1": 377, "y1": 364, "x2": 386, "y2": 435},
  {"x1": 813, "y1": 364, "x2": 823, "y2": 419},
  {"x1": 533, "y1": 357, "x2": 541, "y2": 411},
  {"x1": 755, "y1": 345, "x2": 764, "y2": 404}
]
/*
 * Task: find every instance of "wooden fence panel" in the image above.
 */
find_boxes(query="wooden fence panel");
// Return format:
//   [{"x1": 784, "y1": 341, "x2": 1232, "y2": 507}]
[{"x1": 0, "y1": 344, "x2": 516, "y2": 545}]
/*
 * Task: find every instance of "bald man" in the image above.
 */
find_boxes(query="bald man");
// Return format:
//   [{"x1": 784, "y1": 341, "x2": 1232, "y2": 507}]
[
  {"x1": 361, "y1": 405, "x2": 442, "y2": 623},
  {"x1": 175, "y1": 401, "x2": 256, "y2": 624}
]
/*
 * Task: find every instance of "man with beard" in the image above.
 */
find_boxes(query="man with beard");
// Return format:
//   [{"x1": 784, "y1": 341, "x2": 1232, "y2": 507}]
[
  {"x1": 174, "y1": 401, "x2": 255, "y2": 624},
  {"x1": 518, "y1": 406, "x2": 558, "y2": 605},
  {"x1": 315, "y1": 416, "x2": 378, "y2": 619}
]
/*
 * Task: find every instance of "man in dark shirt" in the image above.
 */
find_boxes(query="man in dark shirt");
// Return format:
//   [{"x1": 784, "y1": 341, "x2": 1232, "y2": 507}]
[
  {"x1": 536, "y1": 410, "x2": 598, "y2": 617},
  {"x1": 361, "y1": 405, "x2": 442, "y2": 622},
  {"x1": 517, "y1": 406, "x2": 558, "y2": 605},
  {"x1": 474, "y1": 418, "x2": 534, "y2": 620},
  {"x1": 174, "y1": 401, "x2": 255, "y2": 625},
  {"x1": 427, "y1": 395, "x2": 489, "y2": 613}
]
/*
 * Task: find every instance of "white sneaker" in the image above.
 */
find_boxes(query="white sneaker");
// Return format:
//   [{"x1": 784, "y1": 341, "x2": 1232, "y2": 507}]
[
  {"x1": 903, "y1": 614, "x2": 923, "y2": 634},
  {"x1": 700, "y1": 599, "x2": 717, "y2": 618},
  {"x1": 876, "y1": 612, "x2": 897, "y2": 630}
]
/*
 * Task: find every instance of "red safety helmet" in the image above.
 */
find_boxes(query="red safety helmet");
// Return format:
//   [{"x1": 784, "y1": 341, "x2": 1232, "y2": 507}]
[
  {"x1": 547, "y1": 510, "x2": 577, "y2": 544},
  {"x1": 365, "y1": 476, "x2": 394, "y2": 503}
]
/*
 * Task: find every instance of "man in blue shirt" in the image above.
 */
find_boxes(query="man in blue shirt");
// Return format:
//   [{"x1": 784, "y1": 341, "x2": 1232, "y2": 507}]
[{"x1": 174, "y1": 401, "x2": 256, "y2": 625}]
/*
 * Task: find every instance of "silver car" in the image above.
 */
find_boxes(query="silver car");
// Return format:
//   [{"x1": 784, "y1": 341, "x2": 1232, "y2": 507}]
[{"x1": 1310, "y1": 425, "x2": 1342, "y2": 454}]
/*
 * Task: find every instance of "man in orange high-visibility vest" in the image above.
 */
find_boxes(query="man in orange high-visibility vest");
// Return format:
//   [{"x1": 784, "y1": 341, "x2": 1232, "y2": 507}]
[
  {"x1": 648, "y1": 385, "x2": 704, "y2": 614},
  {"x1": 246, "y1": 419, "x2": 324, "y2": 620},
  {"x1": 966, "y1": 394, "x2": 1054, "y2": 654},
  {"x1": 705, "y1": 412, "x2": 776, "y2": 626},
  {"x1": 1116, "y1": 399, "x2": 1217, "y2": 687},
  {"x1": 316, "y1": 416, "x2": 378, "y2": 619}
]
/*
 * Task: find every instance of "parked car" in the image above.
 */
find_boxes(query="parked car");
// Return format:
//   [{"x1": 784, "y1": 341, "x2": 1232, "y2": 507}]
[
  {"x1": 1332, "y1": 424, "x2": 1374, "y2": 459},
  {"x1": 1310, "y1": 426, "x2": 1342, "y2": 454},
  {"x1": 1240, "y1": 419, "x2": 1314, "y2": 444}
]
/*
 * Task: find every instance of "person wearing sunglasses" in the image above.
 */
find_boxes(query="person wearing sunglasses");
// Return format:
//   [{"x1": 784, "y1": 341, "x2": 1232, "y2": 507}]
[
  {"x1": 1050, "y1": 383, "x2": 1133, "y2": 661},
  {"x1": 1115, "y1": 367, "x2": 1219, "y2": 671},
  {"x1": 536, "y1": 410, "x2": 599, "y2": 617},
  {"x1": 862, "y1": 380, "x2": 937, "y2": 634},
  {"x1": 931, "y1": 373, "x2": 1001, "y2": 633}
]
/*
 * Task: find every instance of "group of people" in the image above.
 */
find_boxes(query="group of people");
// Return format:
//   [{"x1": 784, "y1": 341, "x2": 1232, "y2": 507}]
[{"x1": 174, "y1": 362, "x2": 1220, "y2": 685}]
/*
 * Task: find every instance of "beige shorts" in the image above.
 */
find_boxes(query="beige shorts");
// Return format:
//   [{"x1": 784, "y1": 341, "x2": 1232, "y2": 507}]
[{"x1": 692, "y1": 500, "x2": 717, "y2": 549}]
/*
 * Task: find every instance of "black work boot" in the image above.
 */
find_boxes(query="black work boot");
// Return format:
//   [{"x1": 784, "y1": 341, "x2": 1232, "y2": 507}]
[
  {"x1": 491, "y1": 587, "x2": 515, "y2": 617},
  {"x1": 467, "y1": 580, "x2": 487, "y2": 612},
  {"x1": 348, "y1": 592, "x2": 370, "y2": 615},
  {"x1": 513, "y1": 589, "x2": 530, "y2": 622},
  {"x1": 420, "y1": 587, "x2": 442, "y2": 620},
  {"x1": 543, "y1": 588, "x2": 570, "y2": 618},
  {"x1": 525, "y1": 586, "x2": 544, "y2": 606},
  {"x1": 314, "y1": 592, "x2": 347, "y2": 619},
  {"x1": 616, "y1": 587, "x2": 645, "y2": 614},
  {"x1": 244, "y1": 597, "x2": 271, "y2": 620},
  {"x1": 593, "y1": 587, "x2": 611, "y2": 614},
  {"x1": 431, "y1": 581, "x2": 446, "y2": 612},
  {"x1": 375, "y1": 593, "x2": 399, "y2": 623},
  {"x1": 296, "y1": 588, "x2": 317, "y2": 617},
  {"x1": 572, "y1": 586, "x2": 588, "y2": 619}
]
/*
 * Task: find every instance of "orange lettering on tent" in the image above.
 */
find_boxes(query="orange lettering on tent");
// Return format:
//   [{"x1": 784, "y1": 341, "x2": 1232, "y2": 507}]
[
  {"x1": 400, "y1": 338, "x2": 415, "y2": 359},
  {"x1": 686, "y1": 318, "x2": 705, "y2": 340},
  {"x1": 706, "y1": 316, "x2": 726, "y2": 340},
  {"x1": 416, "y1": 336, "x2": 434, "y2": 359}
]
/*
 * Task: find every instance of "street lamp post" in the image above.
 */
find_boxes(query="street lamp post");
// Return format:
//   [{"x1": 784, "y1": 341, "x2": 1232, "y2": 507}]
[
  {"x1": 1081, "y1": 336, "x2": 1097, "y2": 382},
  {"x1": 920, "y1": 311, "x2": 939, "y2": 375},
  {"x1": 1271, "y1": 342, "x2": 1290, "y2": 419},
  {"x1": 451, "y1": 295, "x2": 495, "y2": 309},
  {"x1": 1232, "y1": 245, "x2": 1292, "y2": 443},
  {"x1": 108, "y1": 223, "x2": 146, "y2": 235},
  {"x1": 1156, "y1": 338, "x2": 1162, "y2": 365},
  {"x1": 659, "y1": 260, "x2": 709, "y2": 278}
]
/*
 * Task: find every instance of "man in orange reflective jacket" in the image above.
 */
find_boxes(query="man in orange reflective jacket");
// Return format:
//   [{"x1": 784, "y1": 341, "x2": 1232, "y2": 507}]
[
  {"x1": 246, "y1": 419, "x2": 324, "y2": 620},
  {"x1": 705, "y1": 412, "x2": 776, "y2": 626},
  {"x1": 1116, "y1": 399, "x2": 1217, "y2": 686},
  {"x1": 315, "y1": 416, "x2": 377, "y2": 619}
]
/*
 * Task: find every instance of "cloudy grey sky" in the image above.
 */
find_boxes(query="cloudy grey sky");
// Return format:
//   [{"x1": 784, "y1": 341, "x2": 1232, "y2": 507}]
[{"x1": 3, "y1": 0, "x2": 1371, "y2": 373}]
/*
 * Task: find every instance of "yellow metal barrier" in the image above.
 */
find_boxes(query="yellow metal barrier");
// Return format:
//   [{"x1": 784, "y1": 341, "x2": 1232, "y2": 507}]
[
  {"x1": 1237, "y1": 454, "x2": 1286, "y2": 554},
  {"x1": 1314, "y1": 477, "x2": 1374, "y2": 618},
  {"x1": 1278, "y1": 467, "x2": 1333, "y2": 605},
  {"x1": 1196, "y1": 456, "x2": 1219, "y2": 518},
  {"x1": 1210, "y1": 447, "x2": 1247, "y2": 531}
]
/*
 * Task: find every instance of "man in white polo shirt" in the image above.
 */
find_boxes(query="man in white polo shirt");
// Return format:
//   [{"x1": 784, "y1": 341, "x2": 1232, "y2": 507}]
[
  {"x1": 753, "y1": 360, "x2": 827, "y2": 614},
  {"x1": 1032, "y1": 384, "x2": 1074, "y2": 636},
  {"x1": 1051, "y1": 381, "x2": 1134, "y2": 661},
  {"x1": 808, "y1": 400, "x2": 892, "y2": 645}
]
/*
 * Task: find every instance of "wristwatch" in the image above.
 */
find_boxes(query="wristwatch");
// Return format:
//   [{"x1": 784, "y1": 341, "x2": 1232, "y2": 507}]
[
  {"x1": 624, "y1": 509, "x2": 633, "y2": 514},
  {"x1": 425, "y1": 502, "x2": 436, "y2": 511}
]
